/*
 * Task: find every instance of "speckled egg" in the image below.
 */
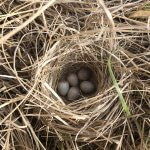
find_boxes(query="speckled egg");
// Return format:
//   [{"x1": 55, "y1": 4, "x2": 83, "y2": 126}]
[
  {"x1": 67, "y1": 73, "x2": 78, "y2": 86},
  {"x1": 57, "y1": 80, "x2": 69, "y2": 96},
  {"x1": 80, "y1": 81, "x2": 94, "y2": 94},
  {"x1": 78, "y1": 68, "x2": 90, "y2": 81},
  {"x1": 67, "y1": 87, "x2": 80, "y2": 101}
]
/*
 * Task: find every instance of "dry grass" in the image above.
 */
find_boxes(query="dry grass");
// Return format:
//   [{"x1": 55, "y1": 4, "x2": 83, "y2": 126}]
[{"x1": 0, "y1": 0, "x2": 150, "y2": 150}]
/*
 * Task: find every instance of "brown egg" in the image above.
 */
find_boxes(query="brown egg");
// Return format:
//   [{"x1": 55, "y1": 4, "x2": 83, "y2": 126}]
[
  {"x1": 78, "y1": 68, "x2": 90, "y2": 81},
  {"x1": 67, "y1": 73, "x2": 78, "y2": 86},
  {"x1": 80, "y1": 81, "x2": 94, "y2": 94},
  {"x1": 67, "y1": 87, "x2": 80, "y2": 101},
  {"x1": 57, "y1": 80, "x2": 69, "y2": 96}
]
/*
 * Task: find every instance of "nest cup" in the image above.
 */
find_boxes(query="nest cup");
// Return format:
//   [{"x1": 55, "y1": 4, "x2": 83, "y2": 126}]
[
  {"x1": 41, "y1": 52, "x2": 108, "y2": 103},
  {"x1": 33, "y1": 47, "x2": 122, "y2": 142}
]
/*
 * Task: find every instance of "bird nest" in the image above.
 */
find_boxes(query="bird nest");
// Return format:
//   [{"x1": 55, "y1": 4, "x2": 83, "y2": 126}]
[{"x1": 30, "y1": 38, "x2": 132, "y2": 143}]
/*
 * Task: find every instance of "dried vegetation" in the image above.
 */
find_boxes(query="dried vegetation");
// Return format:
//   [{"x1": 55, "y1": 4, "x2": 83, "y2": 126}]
[{"x1": 0, "y1": 0, "x2": 150, "y2": 150}]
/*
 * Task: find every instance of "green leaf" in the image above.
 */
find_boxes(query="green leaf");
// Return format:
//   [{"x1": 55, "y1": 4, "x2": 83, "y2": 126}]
[
  {"x1": 61, "y1": 142, "x2": 64, "y2": 150},
  {"x1": 108, "y1": 57, "x2": 131, "y2": 117},
  {"x1": 144, "y1": 3, "x2": 150, "y2": 10}
]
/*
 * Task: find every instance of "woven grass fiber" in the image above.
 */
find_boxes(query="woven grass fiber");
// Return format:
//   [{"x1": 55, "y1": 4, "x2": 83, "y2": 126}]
[{"x1": 0, "y1": 0, "x2": 150, "y2": 150}]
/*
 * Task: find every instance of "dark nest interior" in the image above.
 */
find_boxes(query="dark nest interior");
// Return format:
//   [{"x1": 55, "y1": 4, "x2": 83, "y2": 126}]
[{"x1": 0, "y1": 0, "x2": 150, "y2": 150}]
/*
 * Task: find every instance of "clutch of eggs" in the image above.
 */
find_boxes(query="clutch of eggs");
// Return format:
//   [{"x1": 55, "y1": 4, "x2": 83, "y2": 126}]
[{"x1": 57, "y1": 67, "x2": 96, "y2": 101}]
